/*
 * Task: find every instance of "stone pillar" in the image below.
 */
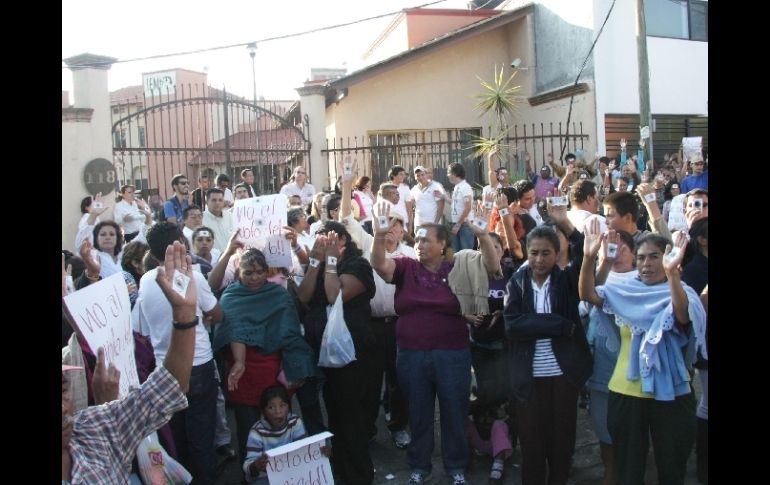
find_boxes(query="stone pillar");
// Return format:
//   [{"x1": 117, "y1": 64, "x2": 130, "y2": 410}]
[
  {"x1": 296, "y1": 84, "x2": 329, "y2": 190},
  {"x1": 62, "y1": 53, "x2": 117, "y2": 251}
]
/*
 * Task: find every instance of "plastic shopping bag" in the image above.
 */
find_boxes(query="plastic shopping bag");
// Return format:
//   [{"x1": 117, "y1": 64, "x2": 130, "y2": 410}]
[
  {"x1": 318, "y1": 290, "x2": 356, "y2": 368},
  {"x1": 136, "y1": 432, "x2": 193, "y2": 485}
]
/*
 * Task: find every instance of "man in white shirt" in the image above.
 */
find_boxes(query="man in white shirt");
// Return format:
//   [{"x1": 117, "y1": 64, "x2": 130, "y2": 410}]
[
  {"x1": 410, "y1": 165, "x2": 445, "y2": 230},
  {"x1": 202, "y1": 188, "x2": 234, "y2": 253},
  {"x1": 566, "y1": 180, "x2": 607, "y2": 234},
  {"x1": 182, "y1": 205, "x2": 204, "y2": 248},
  {"x1": 389, "y1": 166, "x2": 414, "y2": 232},
  {"x1": 240, "y1": 168, "x2": 258, "y2": 197},
  {"x1": 446, "y1": 162, "x2": 475, "y2": 251},
  {"x1": 132, "y1": 222, "x2": 224, "y2": 484},
  {"x1": 481, "y1": 151, "x2": 512, "y2": 201},
  {"x1": 215, "y1": 173, "x2": 234, "y2": 209},
  {"x1": 279, "y1": 166, "x2": 316, "y2": 207},
  {"x1": 339, "y1": 171, "x2": 416, "y2": 450}
]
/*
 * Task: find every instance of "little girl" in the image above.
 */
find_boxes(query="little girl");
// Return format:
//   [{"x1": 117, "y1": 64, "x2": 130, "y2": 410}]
[{"x1": 243, "y1": 386, "x2": 307, "y2": 484}]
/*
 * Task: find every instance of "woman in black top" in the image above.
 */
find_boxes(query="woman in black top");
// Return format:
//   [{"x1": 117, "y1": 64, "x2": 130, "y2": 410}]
[{"x1": 297, "y1": 220, "x2": 376, "y2": 485}]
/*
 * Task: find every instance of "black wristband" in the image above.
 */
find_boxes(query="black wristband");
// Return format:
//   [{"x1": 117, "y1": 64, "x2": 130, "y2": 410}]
[{"x1": 173, "y1": 318, "x2": 198, "y2": 330}]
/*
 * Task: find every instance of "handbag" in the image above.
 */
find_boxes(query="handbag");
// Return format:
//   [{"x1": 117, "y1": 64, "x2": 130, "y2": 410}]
[{"x1": 318, "y1": 290, "x2": 357, "y2": 368}]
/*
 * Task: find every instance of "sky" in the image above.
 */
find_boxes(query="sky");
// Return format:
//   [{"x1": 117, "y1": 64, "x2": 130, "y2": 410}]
[{"x1": 62, "y1": 0, "x2": 474, "y2": 101}]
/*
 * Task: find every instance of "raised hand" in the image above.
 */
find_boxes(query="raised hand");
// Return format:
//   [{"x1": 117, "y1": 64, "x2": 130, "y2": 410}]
[
  {"x1": 639, "y1": 138, "x2": 646, "y2": 149},
  {"x1": 583, "y1": 217, "x2": 604, "y2": 258},
  {"x1": 226, "y1": 228, "x2": 245, "y2": 256},
  {"x1": 468, "y1": 199, "x2": 491, "y2": 237},
  {"x1": 325, "y1": 231, "x2": 342, "y2": 259},
  {"x1": 155, "y1": 241, "x2": 197, "y2": 324},
  {"x1": 373, "y1": 202, "x2": 395, "y2": 236},
  {"x1": 92, "y1": 347, "x2": 121, "y2": 404},
  {"x1": 663, "y1": 230, "x2": 689, "y2": 273},
  {"x1": 494, "y1": 191, "x2": 509, "y2": 209},
  {"x1": 337, "y1": 156, "x2": 358, "y2": 184},
  {"x1": 619, "y1": 138, "x2": 627, "y2": 150},
  {"x1": 283, "y1": 226, "x2": 299, "y2": 249},
  {"x1": 309, "y1": 235, "x2": 328, "y2": 260},
  {"x1": 546, "y1": 200, "x2": 568, "y2": 224},
  {"x1": 79, "y1": 239, "x2": 101, "y2": 279}
]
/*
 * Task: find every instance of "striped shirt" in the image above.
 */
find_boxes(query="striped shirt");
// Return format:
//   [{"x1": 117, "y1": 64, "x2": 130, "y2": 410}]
[
  {"x1": 530, "y1": 276, "x2": 563, "y2": 377},
  {"x1": 243, "y1": 414, "x2": 307, "y2": 483},
  {"x1": 67, "y1": 366, "x2": 188, "y2": 485}
]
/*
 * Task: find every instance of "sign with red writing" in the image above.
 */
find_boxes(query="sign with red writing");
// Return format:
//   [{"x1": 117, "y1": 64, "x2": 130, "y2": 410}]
[
  {"x1": 233, "y1": 194, "x2": 292, "y2": 268},
  {"x1": 63, "y1": 273, "x2": 139, "y2": 397}
]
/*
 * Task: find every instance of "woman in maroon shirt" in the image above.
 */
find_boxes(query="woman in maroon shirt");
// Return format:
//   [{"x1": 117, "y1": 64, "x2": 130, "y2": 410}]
[{"x1": 371, "y1": 202, "x2": 498, "y2": 485}]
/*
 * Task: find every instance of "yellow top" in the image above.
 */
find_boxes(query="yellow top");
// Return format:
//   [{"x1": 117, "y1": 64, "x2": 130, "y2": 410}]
[{"x1": 608, "y1": 325, "x2": 654, "y2": 399}]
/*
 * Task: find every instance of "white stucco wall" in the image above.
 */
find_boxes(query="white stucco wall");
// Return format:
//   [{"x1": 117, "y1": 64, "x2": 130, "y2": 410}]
[
  {"x1": 62, "y1": 62, "x2": 116, "y2": 252},
  {"x1": 592, "y1": 0, "x2": 708, "y2": 152}
]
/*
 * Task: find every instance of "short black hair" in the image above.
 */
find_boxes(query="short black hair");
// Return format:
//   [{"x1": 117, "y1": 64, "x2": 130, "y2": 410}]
[
  {"x1": 512, "y1": 179, "x2": 535, "y2": 196},
  {"x1": 146, "y1": 222, "x2": 185, "y2": 262},
  {"x1": 448, "y1": 162, "x2": 465, "y2": 179},
  {"x1": 527, "y1": 225, "x2": 561, "y2": 254},
  {"x1": 389, "y1": 165, "x2": 406, "y2": 179},
  {"x1": 260, "y1": 385, "x2": 291, "y2": 411},
  {"x1": 215, "y1": 173, "x2": 231, "y2": 184},
  {"x1": 564, "y1": 153, "x2": 576, "y2": 162},
  {"x1": 206, "y1": 187, "x2": 224, "y2": 199},
  {"x1": 604, "y1": 192, "x2": 639, "y2": 222},
  {"x1": 183, "y1": 205, "x2": 202, "y2": 220},
  {"x1": 80, "y1": 196, "x2": 93, "y2": 214}
]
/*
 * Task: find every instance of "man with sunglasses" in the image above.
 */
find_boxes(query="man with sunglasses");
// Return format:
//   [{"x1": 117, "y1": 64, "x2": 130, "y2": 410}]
[
  {"x1": 680, "y1": 156, "x2": 708, "y2": 193},
  {"x1": 280, "y1": 166, "x2": 316, "y2": 207},
  {"x1": 163, "y1": 174, "x2": 191, "y2": 225}
]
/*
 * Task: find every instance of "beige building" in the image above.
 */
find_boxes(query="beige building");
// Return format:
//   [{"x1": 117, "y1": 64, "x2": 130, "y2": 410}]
[{"x1": 297, "y1": 4, "x2": 597, "y2": 190}]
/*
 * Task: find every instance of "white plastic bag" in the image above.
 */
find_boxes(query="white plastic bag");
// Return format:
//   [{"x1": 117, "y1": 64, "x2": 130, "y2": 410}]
[
  {"x1": 318, "y1": 291, "x2": 356, "y2": 368},
  {"x1": 136, "y1": 432, "x2": 193, "y2": 485}
]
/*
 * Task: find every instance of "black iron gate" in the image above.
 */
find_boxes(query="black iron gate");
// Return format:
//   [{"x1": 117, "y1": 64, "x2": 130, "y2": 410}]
[{"x1": 111, "y1": 83, "x2": 310, "y2": 203}]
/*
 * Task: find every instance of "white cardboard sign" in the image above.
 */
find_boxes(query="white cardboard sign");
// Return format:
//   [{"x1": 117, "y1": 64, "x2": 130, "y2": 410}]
[
  {"x1": 62, "y1": 272, "x2": 139, "y2": 398},
  {"x1": 682, "y1": 137, "x2": 703, "y2": 161},
  {"x1": 233, "y1": 194, "x2": 291, "y2": 268},
  {"x1": 266, "y1": 431, "x2": 334, "y2": 485},
  {"x1": 667, "y1": 194, "x2": 688, "y2": 232}
]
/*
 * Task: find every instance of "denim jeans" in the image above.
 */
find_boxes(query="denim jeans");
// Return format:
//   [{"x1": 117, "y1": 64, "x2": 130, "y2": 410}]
[
  {"x1": 397, "y1": 348, "x2": 471, "y2": 476},
  {"x1": 451, "y1": 222, "x2": 475, "y2": 252},
  {"x1": 170, "y1": 359, "x2": 218, "y2": 485}
]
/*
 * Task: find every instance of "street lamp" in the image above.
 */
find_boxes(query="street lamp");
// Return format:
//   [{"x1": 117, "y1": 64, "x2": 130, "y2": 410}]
[{"x1": 247, "y1": 42, "x2": 262, "y2": 191}]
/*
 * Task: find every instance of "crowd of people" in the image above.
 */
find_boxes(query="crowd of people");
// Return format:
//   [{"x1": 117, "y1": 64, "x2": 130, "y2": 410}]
[{"x1": 62, "y1": 143, "x2": 708, "y2": 485}]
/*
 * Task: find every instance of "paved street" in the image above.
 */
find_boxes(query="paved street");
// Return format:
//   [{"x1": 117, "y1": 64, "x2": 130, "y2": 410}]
[{"x1": 215, "y1": 381, "x2": 702, "y2": 485}]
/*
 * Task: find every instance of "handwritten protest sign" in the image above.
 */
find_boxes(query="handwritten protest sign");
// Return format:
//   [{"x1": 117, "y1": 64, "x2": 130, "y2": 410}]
[
  {"x1": 682, "y1": 137, "x2": 703, "y2": 161},
  {"x1": 62, "y1": 272, "x2": 139, "y2": 398},
  {"x1": 233, "y1": 194, "x2": 292, "y2": 267},
  {"x1": 266, "y1": 431, "x2": 334, "y2": 485}
]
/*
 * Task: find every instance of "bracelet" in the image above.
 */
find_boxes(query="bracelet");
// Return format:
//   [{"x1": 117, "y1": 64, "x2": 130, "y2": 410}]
[
  {"x1": 293, "y1": 245, "x2": 303, "y2": 254},
  {"x1": 325, "y1": 269, "x2": 338, "y2": 275},
  {"x1": 173, "y1": 318, "x2": 198, "y2": 330}
]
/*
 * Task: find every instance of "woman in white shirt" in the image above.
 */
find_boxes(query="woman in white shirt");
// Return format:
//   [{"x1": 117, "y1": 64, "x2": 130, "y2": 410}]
[
  {"x1": 353, "y1": 176, "x2": 375, "y2": 235},
  {"x1": 113, "y1": 185, "x2": 152, "y2": 242},
  {"x1": 80, "y1": 221, "x2": 125, "y2": 278}
]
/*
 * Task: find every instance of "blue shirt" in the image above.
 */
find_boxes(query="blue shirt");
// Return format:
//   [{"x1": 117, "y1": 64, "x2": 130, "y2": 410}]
[
  {"x1": 680, "y1": 170, "x2": 708, "y2": 193},
  {"x1": 163, "y1": 196, "x2": 189, "y2": 221}
]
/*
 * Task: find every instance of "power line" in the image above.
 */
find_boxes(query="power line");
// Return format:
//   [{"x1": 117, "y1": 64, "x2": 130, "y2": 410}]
[
  {"x1": 62, "y1": 0, "x2": 450, "y2": 69},
  {"x1": 559, "y1": 0, "x2": 618, "y2": 160}
]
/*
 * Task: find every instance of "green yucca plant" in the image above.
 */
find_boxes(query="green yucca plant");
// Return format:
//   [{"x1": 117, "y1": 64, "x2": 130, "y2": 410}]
[{"x1": 468, "y1": 65, "x2": 523, "y2": 160}]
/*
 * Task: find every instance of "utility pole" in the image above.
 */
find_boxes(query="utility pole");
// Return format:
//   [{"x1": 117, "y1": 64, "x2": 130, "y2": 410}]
[{"x1": 636, "y1": 0, "x2": 653, "y2": 163}]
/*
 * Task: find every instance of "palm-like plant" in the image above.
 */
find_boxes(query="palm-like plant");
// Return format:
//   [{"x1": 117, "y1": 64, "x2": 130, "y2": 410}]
[{"x1": 469, "y1": 65, "x2": 523, "y2": 159}]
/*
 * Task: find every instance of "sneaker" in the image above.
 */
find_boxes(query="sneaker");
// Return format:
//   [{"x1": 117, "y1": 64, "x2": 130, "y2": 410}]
[
  {"x1": 451, "y1": 473, "x2": 467, "y2": 485},
  {"x1": 392, "y1": 429, "x2": 411, "y2": 449},
  {"x1": 407, "y1": 471, "x2": 432, "y2": 484}
]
